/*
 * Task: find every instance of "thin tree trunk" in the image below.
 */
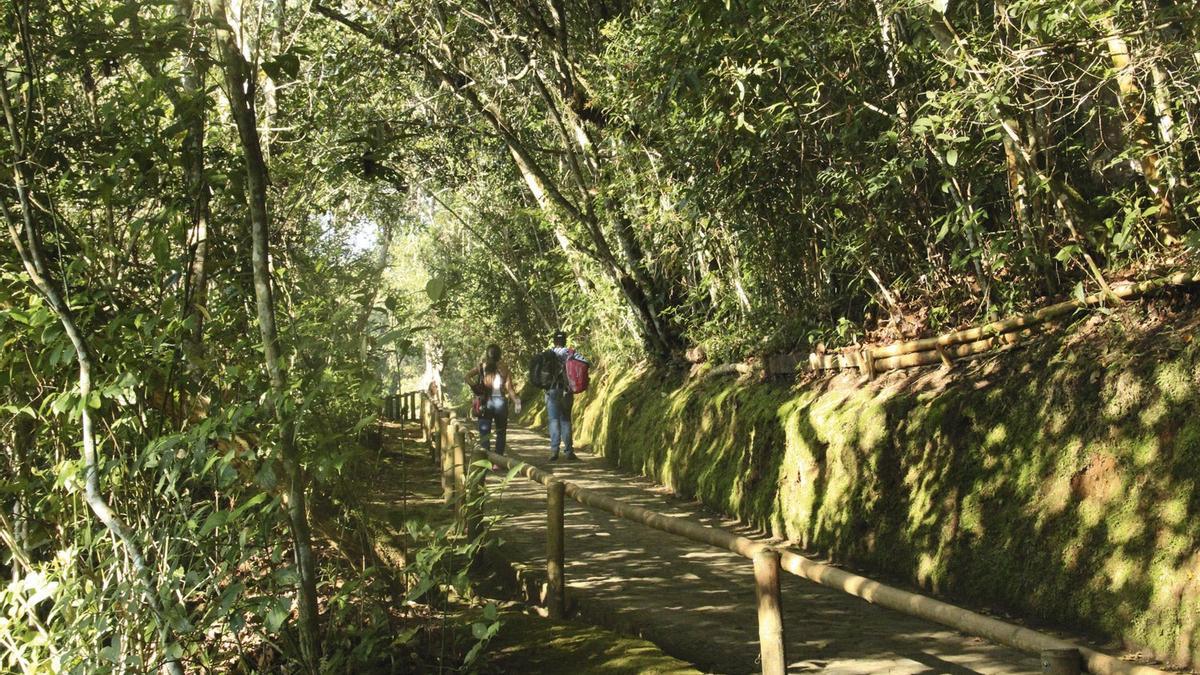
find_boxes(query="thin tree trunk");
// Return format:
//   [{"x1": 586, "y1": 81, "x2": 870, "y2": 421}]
[
  {"x1": 1, "y1": 81, "x2": 185, "y2": 675},
  {"x1": 355, "y1": 221, "x2": 394, "y2": 359},
  {"x1": 207, "y1": 1, "x2": 321, "y2": 669},
  {"x1": 261, "y1": 0, "x2": 285, "y2": 161},
  {"x1": 176, "y1": 0, "x2": 212, "y2": 355},
  {"x1": 1101, "y1": 17, "x2": 1179, "y2": 239},
  {"x1": 7, "y1": 416, "x2": 34, "y2": 585},
  {"x1": 313, "y1": 3, "x2": 681, "y2": 359}
]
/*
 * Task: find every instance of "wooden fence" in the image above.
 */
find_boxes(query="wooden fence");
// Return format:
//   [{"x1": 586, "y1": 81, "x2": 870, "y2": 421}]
[
  {"x1": 703, "y1": 270, "x2": 1200, "y2": 381},
  {"x1": 380, "y1": 392, "x2": 1169, "y2": 675}
]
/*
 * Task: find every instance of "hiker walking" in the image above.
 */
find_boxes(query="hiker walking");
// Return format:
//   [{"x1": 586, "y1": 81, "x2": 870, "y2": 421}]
[
  {"x1": 530, "y1": 330, "x2": 590, "y2": 461},
  {"x1": 466, "y1": 344, "x2": 521, "y2": 456}
]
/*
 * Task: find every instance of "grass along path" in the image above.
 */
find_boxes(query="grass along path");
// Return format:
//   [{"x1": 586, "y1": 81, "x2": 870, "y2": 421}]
[{"x1": 361, "y1": 421, "x2": 699, "y2": 673}]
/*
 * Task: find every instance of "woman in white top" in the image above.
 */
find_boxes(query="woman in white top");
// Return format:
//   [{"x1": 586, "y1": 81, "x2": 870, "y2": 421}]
[{"x1": 466, "y1": 344, "x2": 521, "y2": 455}]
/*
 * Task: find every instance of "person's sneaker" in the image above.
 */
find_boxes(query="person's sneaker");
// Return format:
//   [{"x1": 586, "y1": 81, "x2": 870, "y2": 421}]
[
  {"x1": 565, "y1": 453, "x2": 579, "y2": 461},
  {"x1": 549, "y1": 454, "x2": 559, "y2": 461}
]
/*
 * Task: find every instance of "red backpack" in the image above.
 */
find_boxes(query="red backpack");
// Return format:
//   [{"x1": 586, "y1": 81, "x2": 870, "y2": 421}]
[{"x1": 563, "y1": 349, "x2": 589, "y2": 394}]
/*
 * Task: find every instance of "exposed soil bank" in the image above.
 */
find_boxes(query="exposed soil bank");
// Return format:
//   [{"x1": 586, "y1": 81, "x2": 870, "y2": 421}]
[{"x1": 564, "y1": 296, "x2": 1200, "y2": 669}]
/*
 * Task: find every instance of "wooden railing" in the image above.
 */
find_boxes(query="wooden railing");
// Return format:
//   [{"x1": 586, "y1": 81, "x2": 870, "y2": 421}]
[
  {"x1": 390, "y1": 392, "x2": 1164, "y2": 675},
  {"x1": 702, "y1": 269, "x2": 1200, "y2": 381},
  {"x1": 381, "y1": 391, "x2": 423, "y2": 423}
]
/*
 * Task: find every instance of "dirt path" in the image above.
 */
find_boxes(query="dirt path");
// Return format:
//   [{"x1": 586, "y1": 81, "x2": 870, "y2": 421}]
[{"x1": 484, "y1": 425, "x2": 1045, "y2": 674}]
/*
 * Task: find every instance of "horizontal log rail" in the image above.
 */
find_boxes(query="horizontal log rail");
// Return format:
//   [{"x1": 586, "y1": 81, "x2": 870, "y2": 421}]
[
  {"x1": 866, "y1": 270, "x2": 1199, "y2": 361},
  {"x1": 699, "y1": 269, "x2": 1199, "y2": 380},
  {"x1": 400, "y1": 393, "x2": 1167, "y2": 675}
]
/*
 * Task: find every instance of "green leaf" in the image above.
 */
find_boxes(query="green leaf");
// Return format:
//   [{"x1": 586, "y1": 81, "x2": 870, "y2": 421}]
[
  {"x1": 425, "y1": 276, "x2": 447, "y2": 302},
  {"x1": 262, "y1": 53, "x2": 301, "y2": 82},
  {"x1": 265, "y1": 602, "x2": 290, "y2": 632},
  {"x1": 1183, "y1": 229, "x2": 1200, "y2": 250},
  {"x1": 945, "y1": 148, "x2": 958, "y2": 167},
  {"x1": 199, "y1": 511, "x2": 228, "y2": 536},
  {"x1": 231, "y1": 492, "x2": 268, "y2": 519},
  {"x1": 394, "y1": 626, "x2": 421, "y2": 645},
  {"x1": 112, "y1": 1, "x2": 139, "y2": 24},
  {"x1": 1054, "y1": 245, "x2": 1079, "y2": 262},
  {"x1": 378, "y1": 327, "x2": 405, "y2": 343}
]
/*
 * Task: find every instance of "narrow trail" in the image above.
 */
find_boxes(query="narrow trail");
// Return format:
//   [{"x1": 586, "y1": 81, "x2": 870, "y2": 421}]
[{"x1": 484, "y1": 425, "x2": 1044, "y2": 674}]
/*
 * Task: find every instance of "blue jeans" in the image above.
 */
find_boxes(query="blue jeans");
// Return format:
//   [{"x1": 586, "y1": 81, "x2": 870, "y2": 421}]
[
  {"x1": 545, "y1": 388, "x2": 574, "y2": 456},
  {"x1": 478, "y1": 396, "x2": 508, "y2": 455}
]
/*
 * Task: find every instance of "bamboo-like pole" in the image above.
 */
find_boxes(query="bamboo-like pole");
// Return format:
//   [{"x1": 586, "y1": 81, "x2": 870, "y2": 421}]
[
  {"x1": 772, "y1": 554, "x2": 1162, "y2": 675},
  {"x1": 801, "y1": 271, "x2": 1200, "y2": 374},
  {"x1": 753, "y1": 549, "x2": 787, "y2": 675},
  {"x1": 871, "y1": 329, "x2": 1030, "y2": 371},
  {"x1": 871, "y1": 271, "x2": 1199, "y2": 360},
  {"x1": 809, "y1": 330, "x2": 1027, "y2": 371},
  {"x1": 485, "y1": 450, "x2": 1169, "y2": 675},
  {"x1": 547, "y1": 479, "x2": 566, "y2": 620}
]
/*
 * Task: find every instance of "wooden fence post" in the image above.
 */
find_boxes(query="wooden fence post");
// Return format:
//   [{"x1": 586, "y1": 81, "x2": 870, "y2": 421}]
[
  {"x1": 753, "y1": 549, "x2": 787, "y2": 675},
  {"x1": 452, "y1": 426, "x2": 467, "y2": 524},
  {"x1": 441, "y1": 415, "x2": 455, "y2": 504},
  {"x1": 419, "y1": 398, "x2": 429, "y2": 442},
  {"x1": 547, "y1": 479, "x2": 566, "y2": 619},
  {"x1": 466, "y1": 442, "x2": 488, "y2": 541},
  {"x1": 1040, "y1": 649, "x2": 1081, "y2": 675}
]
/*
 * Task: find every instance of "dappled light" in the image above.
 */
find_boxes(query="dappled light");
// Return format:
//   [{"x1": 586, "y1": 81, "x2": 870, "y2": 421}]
[
  {"x1": 568, "y1": 298, "x2": 1200, "y2": 668},
  {"x1": 486, "y1": 428, "x2": 1041, "y2": 673},
  {"x1": 3, "y1": 0, "x2": 1198, "y2": 671}
]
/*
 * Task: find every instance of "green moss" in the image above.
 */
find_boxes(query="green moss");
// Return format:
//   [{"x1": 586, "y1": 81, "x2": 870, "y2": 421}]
[
  {"x1": 571, "y1": 332, "x2": 1200, "y2": 668},
  {"x1": 486, "y1": 611, "x2": 700, "y2": 674}
]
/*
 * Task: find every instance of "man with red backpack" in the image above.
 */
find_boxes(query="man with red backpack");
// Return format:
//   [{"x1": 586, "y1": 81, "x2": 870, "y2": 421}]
[{"x1": 540, "y1": 330, "x2": 589, "y2": 461}]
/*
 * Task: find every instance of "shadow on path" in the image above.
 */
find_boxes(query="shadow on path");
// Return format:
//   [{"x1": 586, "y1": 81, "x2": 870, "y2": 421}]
[{"x1": 486, "y1": 425, "x2": 1042, "y2": 675}]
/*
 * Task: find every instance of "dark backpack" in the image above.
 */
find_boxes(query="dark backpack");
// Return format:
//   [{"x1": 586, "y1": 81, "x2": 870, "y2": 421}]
[{"x1": 529, "y1": 349, "x2": 564, "y2": 390}]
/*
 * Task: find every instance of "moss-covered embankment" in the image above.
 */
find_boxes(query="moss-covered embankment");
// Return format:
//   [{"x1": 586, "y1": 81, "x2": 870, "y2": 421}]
[{"x1": 566, "y1": 303, "x2": 1200, "y2": 668}]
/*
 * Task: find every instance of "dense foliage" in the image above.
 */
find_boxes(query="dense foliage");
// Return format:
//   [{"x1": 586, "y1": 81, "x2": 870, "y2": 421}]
[
  {"x1": 0, "y1": 0, "x2": 452, "y2": 671},
  {"x1": 3, "y1": 0, "x2": 1199, "y2": 671},
  {"x1": 321, "y1": 0, "x2": 1198, "y2": 365}
]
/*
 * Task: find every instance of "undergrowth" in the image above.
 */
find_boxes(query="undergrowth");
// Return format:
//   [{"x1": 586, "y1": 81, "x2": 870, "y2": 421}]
[{"x1": 566, "y1": 296, "x2": 1200, "y2": 668}]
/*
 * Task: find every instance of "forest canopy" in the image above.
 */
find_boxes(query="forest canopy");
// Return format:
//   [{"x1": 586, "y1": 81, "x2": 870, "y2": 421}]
[{"x1": 2, "y1": 0, "x2": 1198, "y2": 671}]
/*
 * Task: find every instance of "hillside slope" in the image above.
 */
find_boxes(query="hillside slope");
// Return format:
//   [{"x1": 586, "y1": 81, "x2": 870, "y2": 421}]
[{"x1": 565, "y1": 293, "x2": 1199, "y2": 668}]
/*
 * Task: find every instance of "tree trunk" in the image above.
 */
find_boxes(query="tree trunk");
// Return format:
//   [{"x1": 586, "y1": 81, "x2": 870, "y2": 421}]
[
  {"x1": 175, "y1": 0, "x2": 212, "y2": 355},
  {"x1": 207, "y1": 1, "x2": 321, "y2": 669},
  {"x1": 1102, "y1": 17, "x2": 1179, "y2": 239},
  {"x1": 1, "y1": 71, "x2": 184, "y2": 674},
  {"x1": 312, "y1": 3, "x2": 684, "y2": 359},
  {"x1": 355, "y1": 221, "x2": 394, "y2": 360},
  {"x1": 260, "y1": 0, "x2": 285, "y2": 161}
]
